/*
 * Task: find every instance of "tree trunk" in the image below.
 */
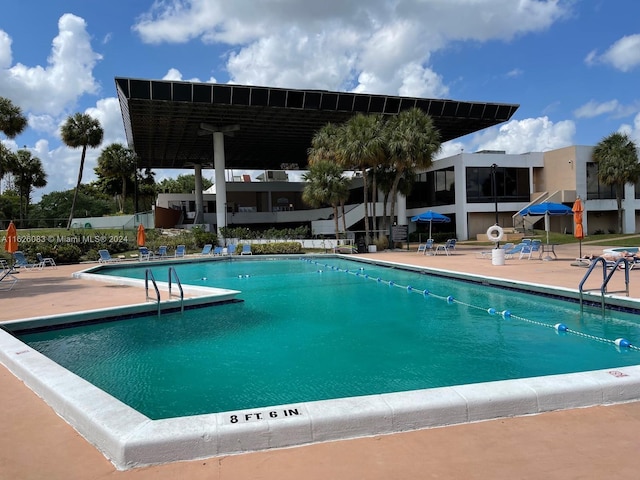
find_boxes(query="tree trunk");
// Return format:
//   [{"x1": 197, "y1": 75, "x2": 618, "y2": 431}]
[
  {"x1": 617, "y1": 186, "x2": 624, "y2": 234},
  {"x1": 120, "y1": 175, "x2": 127, "y2": 213},
  {"x1": 362, "y1": 171, "x2": 370, "y2": 245},
  {"x1": 341, "y1": 201, "x2": 347, "y2": 235},
  {"x1": 371, "y1": 173, "x2": 377, "y2": 239},
  {"x1": 67, "y1": 146, "x2": 87, "y2": 229}
]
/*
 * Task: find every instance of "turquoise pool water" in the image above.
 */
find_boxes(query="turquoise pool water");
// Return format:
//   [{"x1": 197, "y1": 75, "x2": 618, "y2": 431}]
[{"x1": 18, "y1": 257, "x2": 640, "y2": 420}]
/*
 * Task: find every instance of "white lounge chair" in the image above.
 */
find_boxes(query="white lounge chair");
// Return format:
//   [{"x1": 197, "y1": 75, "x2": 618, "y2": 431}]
[{"x1": 36, "y1": 252, "x2": 57, "y2": 269}]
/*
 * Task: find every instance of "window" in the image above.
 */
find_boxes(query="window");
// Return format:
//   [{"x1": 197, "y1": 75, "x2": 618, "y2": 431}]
[
  {"x1": 586, "y1": 163, "x2": 616, "y2": 200},
  {"x1": 465, "y1": 166, "x2": 529, "y2": 203}
]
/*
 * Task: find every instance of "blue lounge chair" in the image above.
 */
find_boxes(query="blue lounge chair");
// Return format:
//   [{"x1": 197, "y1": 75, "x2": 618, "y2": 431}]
[
  {"x1": 0, "y1": 268, "x2": 18, "y2": 291},
  {"x1": 435, "y1": 239, "x2": 456, "y2": 256},
  {"x1": 213, "y1": 246, "x2": 223, "y2": 255},
  {"x1": 417, "y1": 239, "x2": 435, "y2": 255},
  {"x1": 226, "y1": 244, "x2": 236, "y2": 255},
  {"x1": 98, "y1": 249, "x2": 122, "y2": 263},
  {"x1": 36, "y1": 252, "x2": 57, "y2": 269},
  {"x1": 174, "y1": 245, "x2": 186, "y2": 257},
  {"x1": 200, "y1": 244, "x2": 213, "y2": 255},
  {"x1": 240, "y1": 244, "x2": 253, "y2": 255},
  {"x1": 139, "y1": 246, "x2": 153, "y2": 261},
  {"x1": 13, "y1": 251, "x2": 38, "y2": 270},
  {"x1": 519, "y1": 240, "x2": 542, "y2": 260},
  {"x1": 156, "y1": 246, "x2": 168, "y2": 258}
]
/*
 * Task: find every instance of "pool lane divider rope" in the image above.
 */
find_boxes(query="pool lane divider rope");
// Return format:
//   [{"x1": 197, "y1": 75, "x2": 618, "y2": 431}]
[{"x1": 302, "y1": 258, "x2": 640, "y2": 352}]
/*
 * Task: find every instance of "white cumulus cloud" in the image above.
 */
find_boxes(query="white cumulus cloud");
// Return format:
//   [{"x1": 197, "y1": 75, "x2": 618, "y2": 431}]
[
  {"x1": 585, "y1": 33, "x2": 640, "y2": 72},
  {"x1": 0, "y1": 14, "x2": 102, "y2": 115}
]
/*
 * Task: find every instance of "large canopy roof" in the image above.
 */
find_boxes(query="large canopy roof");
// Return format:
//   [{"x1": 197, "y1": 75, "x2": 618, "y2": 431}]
[{"x1": 115, "y1": 77, "x2": 519, "y2": 171}]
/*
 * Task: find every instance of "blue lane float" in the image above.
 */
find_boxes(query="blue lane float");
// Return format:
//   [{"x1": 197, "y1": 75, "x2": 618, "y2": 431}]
[
  {"x1": 305, "y1": 258, "x2": 639, "y2": 352},
  {"x1": 615, "y1": 338, "x2": 631, "y2": 348}
]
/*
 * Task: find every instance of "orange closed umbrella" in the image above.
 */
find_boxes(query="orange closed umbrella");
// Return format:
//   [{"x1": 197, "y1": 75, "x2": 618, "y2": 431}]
[
  {"x1": 4, "y1": 221, "x2": 18, "y2": 254},
  {"x1": 137, "y1": 224, "x2": 146, "y2": 247},
  {"x1": 572, "y1": 197, "x2": 584, "y2": 258}
]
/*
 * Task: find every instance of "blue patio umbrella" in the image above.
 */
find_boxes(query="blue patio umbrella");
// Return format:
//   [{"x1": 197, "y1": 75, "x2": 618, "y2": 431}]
[
  {"x1": 519, "y1": 202, "x2": 572, "y2": 244},
  {"x1": 411, "y1": 210, "x2": 451, "y2": 240}
]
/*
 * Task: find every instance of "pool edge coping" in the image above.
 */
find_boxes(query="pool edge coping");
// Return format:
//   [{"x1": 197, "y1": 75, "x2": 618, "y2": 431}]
[{"x1": 3, "y1": 257, "x2": 640, "y2": 470}]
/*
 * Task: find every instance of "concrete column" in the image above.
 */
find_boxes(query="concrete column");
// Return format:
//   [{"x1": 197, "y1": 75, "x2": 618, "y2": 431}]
[
  {"x1": 213, "y1": 131, "x2": 227, "y2": 240},
  {"x1": 193, "y1": 163, "x2": 204, "y2": 224},
  {"x1": 396, "y1": 192, "x2": 407, "y2": 224}
]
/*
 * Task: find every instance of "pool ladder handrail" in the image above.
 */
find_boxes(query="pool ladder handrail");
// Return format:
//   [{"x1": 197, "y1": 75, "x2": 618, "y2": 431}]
[
  {"x1": 578, "y1": 256, "x2": 630, "y2": 313},
  {"x1": 168, "y1": 266, "x2": 184, "y2": 314},
  {"x1": 145, "y1": 268, "x2": 161, "y2": 316}
]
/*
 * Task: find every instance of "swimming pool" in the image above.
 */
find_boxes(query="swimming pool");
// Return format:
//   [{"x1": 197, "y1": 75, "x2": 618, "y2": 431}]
[
  {"x1": 3, "y1": 255, "x2": 640, "y2": 469},
  {"x1": 16, "y1": 257, "x2": 640, "y2": 419}
]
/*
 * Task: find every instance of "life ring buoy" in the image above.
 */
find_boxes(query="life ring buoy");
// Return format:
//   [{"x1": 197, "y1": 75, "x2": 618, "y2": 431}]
[{"x1": 486, "y1": 225, "x2": 504, "y2": 243}]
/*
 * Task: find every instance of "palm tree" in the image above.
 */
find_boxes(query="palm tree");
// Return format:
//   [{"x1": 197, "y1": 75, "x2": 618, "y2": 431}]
[
  {"x1": 302, "y1": 160, "x2": 349, "y2": 239},
  {"x1": 7, "y1": 149, "x2": 47, "y2": 227},
  {"x1": 0, "y1": 97, "x2": 28, "y2": 192},
  {"x1": 592, "y1": 132, "x2": 640, "y2": 233},
  {"x1": 61, "y1": 113, "x2": 104, "y2": 229},
  {"x1": 336, "y1": 114, "x2": 385, "y2": 245},
  {"x1": 384, "y1": 108, "x2": 441, "y2": 229},
  {"x1": 95, "y1": 143, "x2": 137, "y2": 213},
  {"x1": 0, "y1": 97, "x2": 28, "y2": 138}
]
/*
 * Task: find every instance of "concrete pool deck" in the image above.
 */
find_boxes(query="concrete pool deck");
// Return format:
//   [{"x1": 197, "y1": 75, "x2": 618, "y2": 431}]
[{"x1": 3, "y1": 244, "x2": 640, "y2": 478}]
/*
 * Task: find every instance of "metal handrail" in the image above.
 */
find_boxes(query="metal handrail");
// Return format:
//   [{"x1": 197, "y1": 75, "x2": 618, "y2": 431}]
[
  {"x1": 579, "y1": 257, "x2": 630, "y2": 313},
  {"x1": 168, "y1": 267, "x2": 184, "y2": 314},
  {"x1": 145, "y1": 268, "x2": 161, "y2": 316}
]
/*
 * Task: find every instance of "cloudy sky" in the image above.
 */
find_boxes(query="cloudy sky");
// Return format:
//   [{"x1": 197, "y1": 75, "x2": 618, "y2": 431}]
[{"x1": 1, "y1": 0, "x2": 640, "y2": 200}]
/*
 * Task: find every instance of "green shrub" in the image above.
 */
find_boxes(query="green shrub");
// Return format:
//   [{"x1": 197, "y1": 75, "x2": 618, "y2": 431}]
[{"x1": 242, "y1": 242, "x2": 303, "y2": 255}]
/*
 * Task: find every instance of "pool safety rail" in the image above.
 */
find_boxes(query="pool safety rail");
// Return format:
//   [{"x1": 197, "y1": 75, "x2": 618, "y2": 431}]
[
  {"x1": 302, "y1": 258, "x2": 639, "y2": 353},
  {"x1": 168, "y1": 266, "x2": 184, "y2": 314},
  {"x1": 579, "y1": 256, "x2": 630, "y2": 314},
  {"x1": 145, "y1": 267, "x2": 185, "y2": 316}
]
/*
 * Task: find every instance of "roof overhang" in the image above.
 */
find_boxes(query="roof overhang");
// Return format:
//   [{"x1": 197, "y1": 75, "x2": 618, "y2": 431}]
[{"x1": 115, "y1": 77, "x2": 519, "y2": 171}]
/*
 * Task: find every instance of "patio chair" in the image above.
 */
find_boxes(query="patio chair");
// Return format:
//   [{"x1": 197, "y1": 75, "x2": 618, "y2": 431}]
[
  {"x1": 98, "y1": 249, "x2": 123, "y2": 263},
  {"x1": 477, "y1": 242, "x2": 514, "y2": 259},
  {"x1": 417, "y1": 239, "x2": 435, "y2": 255},
  {"x1": 240, "y1": 244, "x2": 253, "y2": 255},
  {"x1": 435, "y1": 239, "x2": 456, "y2": 256},
  {"x1": 174, "y1": 245, "x2": 186, "y2": 257},
  {"x1": 519, "y1": 240, "x2": 542, "y2": 260},
  {"x1": 0, "y1": 268, "x2": 18, "y2": 291},
  {"x1": 156, "y1": 246, "x2": 168, "y2": 258},
  {"x1": 36, "y1": 252, "x2": 57, "y2": 269},
  {"x1": 200, "y1": 244, "x2": 213, "y2": 255},
  {"x1": 504, "y1": 243, "x2": 526, "y2": 259},
  {"x1": 138, "y1": 246, "x2": 153, "y2": 261},
  {"x1": 213, "y1": 246, "x2": 223, "y2": 255},
  {"x1": 226, "y1": 244, "x2": 237, "y2": 255},
  {"x1": 13, "y1": 251, "x2": 39, "y2": 270}
]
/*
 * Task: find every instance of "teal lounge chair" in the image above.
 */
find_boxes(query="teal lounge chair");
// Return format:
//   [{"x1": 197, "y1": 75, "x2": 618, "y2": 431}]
[
  {"x1": 13, "y1": 251, "x2": 38, "y2": 270},
  {"x1": 98, "y1": 249, "x2": 122, "y2": 263}
]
